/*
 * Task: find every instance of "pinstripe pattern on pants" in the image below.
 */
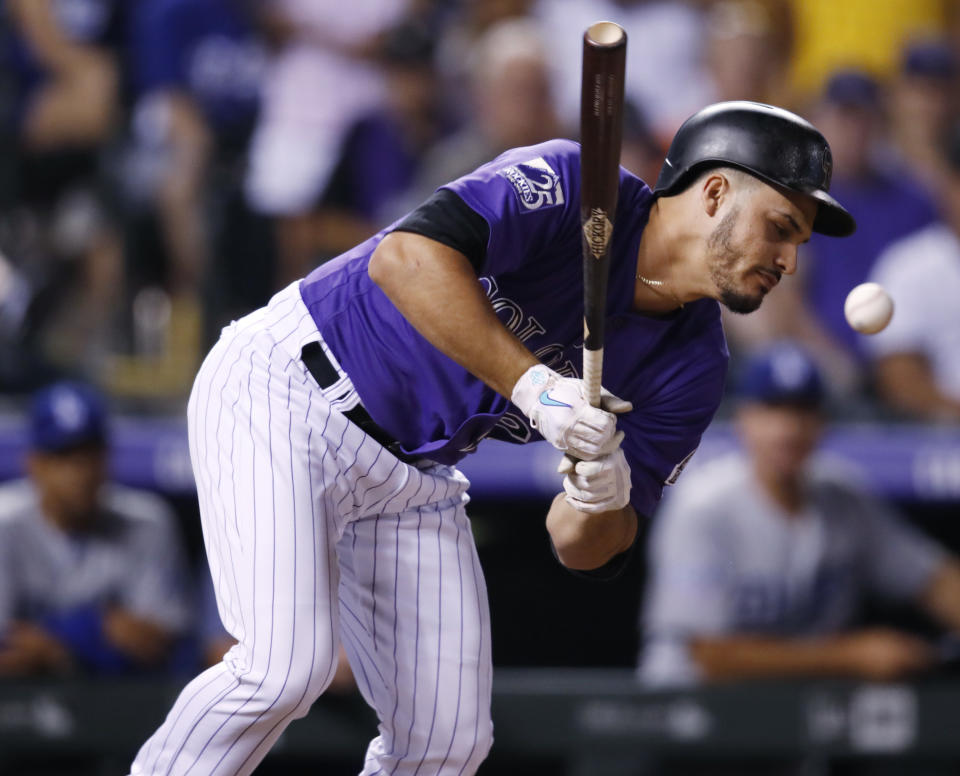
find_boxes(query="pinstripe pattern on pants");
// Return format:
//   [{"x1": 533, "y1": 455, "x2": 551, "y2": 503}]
[{"x1": 129, "y1": 282, "x2": 493, "y2": 776}]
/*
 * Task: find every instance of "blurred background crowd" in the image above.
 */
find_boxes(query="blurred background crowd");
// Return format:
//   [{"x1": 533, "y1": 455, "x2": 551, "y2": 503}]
[
  {"x1": 3, "y1": 0, "x2": 960, "y2": 417},
  {"x1": 3, "y1": 1, "x2": 960, "y2": 774}
]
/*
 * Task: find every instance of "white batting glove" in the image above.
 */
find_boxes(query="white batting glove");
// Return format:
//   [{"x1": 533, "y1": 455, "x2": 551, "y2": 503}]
[
  {"x1": 511, "y1": 365, "x2": 632, "y2": 460},
  {"x1": 558, "y1": 443, "x2": 632, "y2": 514}
]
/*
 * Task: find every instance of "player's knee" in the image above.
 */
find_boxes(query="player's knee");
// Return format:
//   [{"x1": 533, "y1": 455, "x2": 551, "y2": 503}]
[
  {"x1": 398, "y1": 712, "x2": 494, "y2": 773},
  {"x1": 442, "y1": 717, "x2": 495, "y2": 774},
  {"x1": 229, "y1": 641, "x2": 341, "y2": 720}
]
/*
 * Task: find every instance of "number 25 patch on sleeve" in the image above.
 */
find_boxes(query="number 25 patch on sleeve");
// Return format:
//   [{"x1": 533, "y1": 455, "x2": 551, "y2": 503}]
[{"x1": 498, "y1": 157, "x2": 565, "y2": 211}]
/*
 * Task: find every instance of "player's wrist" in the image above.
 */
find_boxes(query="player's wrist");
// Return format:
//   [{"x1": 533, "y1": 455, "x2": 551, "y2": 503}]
[
  {"x1": 510, "y1": 364, "x2": 564, "y2": 418},
  {"x1": 512, "y1": 366, "x2": 622, "y2": 459},
  {"x1": 547, "y1": 494, "x2": 635, "y2": 568}
]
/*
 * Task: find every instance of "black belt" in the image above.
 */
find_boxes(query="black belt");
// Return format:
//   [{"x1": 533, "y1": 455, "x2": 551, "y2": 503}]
[{"x1": 301, "y1": 342, "x2": 420, "y2": 464}]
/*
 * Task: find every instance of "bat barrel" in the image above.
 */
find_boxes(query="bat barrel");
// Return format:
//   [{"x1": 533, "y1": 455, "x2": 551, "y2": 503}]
[
  {"x1": 581, "y1": 21, "x2": 626, "y2": 407},
  {"x1": 580, "y1": 22, "x2": 626, "y2": 220}
]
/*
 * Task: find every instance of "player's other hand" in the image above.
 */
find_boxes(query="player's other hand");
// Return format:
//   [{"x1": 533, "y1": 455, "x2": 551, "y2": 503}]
[
  {"x1": 837, "y1": 628, "x2": 935, "y2": 681},
  {"x1": 511, "y1": 365, "x2": 631, "y2": 459},
  {"x1": 0, "y1": 621, "x2": 72, "y2": 675},
  {"x1": 557, "y1": 442, "x2": 631, "y2": 514}
]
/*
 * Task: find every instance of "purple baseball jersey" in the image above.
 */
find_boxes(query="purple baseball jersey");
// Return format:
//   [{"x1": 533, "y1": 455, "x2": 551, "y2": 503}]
[{"x1": 300, "y1": 139, "x2": 729, "y2": 517}]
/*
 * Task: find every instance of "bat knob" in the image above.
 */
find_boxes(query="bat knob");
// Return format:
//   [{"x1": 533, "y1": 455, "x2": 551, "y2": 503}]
[{"x1": 586, "y1": 21, "x2": 626, "y2": 47}]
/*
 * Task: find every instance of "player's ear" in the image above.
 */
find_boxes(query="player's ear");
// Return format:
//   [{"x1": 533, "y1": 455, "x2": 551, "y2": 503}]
[{"x1": 699, "y1": 172, "x2": 729, "y2": 217}]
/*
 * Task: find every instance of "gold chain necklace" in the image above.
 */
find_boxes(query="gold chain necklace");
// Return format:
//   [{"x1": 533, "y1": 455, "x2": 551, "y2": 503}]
[{"x1": 637, "y1": 273, "x2": 684, "y2": 309}]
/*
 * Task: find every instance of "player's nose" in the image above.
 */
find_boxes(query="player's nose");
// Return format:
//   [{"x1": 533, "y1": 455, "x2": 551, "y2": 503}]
[{"x1": 774, "y1": 245, "x2": 798, "y2": 275}]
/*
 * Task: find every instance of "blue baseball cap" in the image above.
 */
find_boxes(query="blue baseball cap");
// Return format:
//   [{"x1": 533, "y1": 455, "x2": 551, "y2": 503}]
[
  {"x1": 902, "y1": 38, "x2": 957, "y2": 79},
  {"x1": 823, "y1": 69, "x2": 880, "y2": 108},
  {"x1": 735, "y1": 342, "x2": 826, "y2": 407},
  {"x1": 30, "y1": 381, "x2": 108, "y2": 453}
]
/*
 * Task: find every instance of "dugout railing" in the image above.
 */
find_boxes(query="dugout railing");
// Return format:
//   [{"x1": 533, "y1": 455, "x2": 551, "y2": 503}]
[
  {"x1": 0, "y1": 416, "x2": 959, "y2": 503},
  {"x1": 0, "y1": 670, "x2": 958, "y2": 774}
]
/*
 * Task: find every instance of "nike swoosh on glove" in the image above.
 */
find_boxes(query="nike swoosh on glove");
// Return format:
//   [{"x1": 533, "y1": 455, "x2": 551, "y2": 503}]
[{"x1": 511, "y1": 365, "x2": 632, "y2": 460}]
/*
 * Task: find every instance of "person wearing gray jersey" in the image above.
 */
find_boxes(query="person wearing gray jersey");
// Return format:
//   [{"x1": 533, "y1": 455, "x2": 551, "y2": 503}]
[
  {"x1": 640, "y1": 342, "x2": 960, "y2": 687},
  {"x1": 0, "y1": 381, "x2": 193, "y2": 676}
]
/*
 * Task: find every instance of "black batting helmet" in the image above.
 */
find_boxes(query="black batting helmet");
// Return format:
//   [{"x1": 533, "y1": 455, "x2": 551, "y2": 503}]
[{"x1": 653, "y1": 101, "x2": 856, "y2": 237}]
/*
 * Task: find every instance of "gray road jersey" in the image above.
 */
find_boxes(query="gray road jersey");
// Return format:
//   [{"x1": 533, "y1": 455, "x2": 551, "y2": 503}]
[
  {"x1": 639, "y1": 453, "x2": 945, "y2": 685},
  {"x1": 0, "y1": 480, "x2": 193, "y2": 635}
]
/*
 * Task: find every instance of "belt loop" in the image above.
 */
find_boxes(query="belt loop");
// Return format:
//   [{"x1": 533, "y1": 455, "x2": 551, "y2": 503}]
[{"x1": 301, "y1": 341, "x2": 339, "y2": 389}]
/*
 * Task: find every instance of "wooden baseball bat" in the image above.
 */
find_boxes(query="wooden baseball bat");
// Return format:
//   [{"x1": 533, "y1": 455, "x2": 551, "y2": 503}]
[{"x1": 580, "y1": 21, "x2": 626, "y2": 408}]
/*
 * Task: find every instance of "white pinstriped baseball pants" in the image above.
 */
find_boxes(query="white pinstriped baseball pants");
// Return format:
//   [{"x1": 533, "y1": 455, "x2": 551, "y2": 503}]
[{"x1": 129, "y1": 283, "x2": 494, "y2": 775}]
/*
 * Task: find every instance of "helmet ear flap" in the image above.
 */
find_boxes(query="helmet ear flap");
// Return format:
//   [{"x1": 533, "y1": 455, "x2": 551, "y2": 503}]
[{"x1": 653, "y1": 101, "x2": 856, "y2": 237}]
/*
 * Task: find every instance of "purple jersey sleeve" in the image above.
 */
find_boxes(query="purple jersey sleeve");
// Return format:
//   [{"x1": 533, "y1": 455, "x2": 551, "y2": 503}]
[{"x1": 442, "y1": 140, "x2": 581, "y2": 276}]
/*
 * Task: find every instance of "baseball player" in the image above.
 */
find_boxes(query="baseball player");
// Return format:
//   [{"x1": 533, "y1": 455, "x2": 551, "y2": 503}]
[
  {"x1": 639, "y1": 342, "x2": 960, "y2": 687},
  {"x1": 0, "y1": 382, "x2": 193, "y2": 676},
  {"x1": 128, "y1": 101, "x2": 855, "y2": 775}
]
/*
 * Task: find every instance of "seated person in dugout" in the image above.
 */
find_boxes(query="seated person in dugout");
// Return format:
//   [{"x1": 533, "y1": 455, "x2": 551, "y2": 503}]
[
  {"x1": 0, "y1": 381, "x2": 193, "y2": 676},
  {"x1": 639, "y1": 342, "x2": 960, "y2": 686}
]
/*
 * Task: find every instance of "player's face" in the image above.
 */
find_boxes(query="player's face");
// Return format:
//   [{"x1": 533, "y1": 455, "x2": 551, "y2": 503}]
[
  {"x1": 738, "y1": 403, "x2": 822, "y2": 481},
  {"x1": 707, "y1": 184, "x2": 817, "y2": 314},
  {"x1": 27, "y1": 446, "x2": 106, "y2": 532}
]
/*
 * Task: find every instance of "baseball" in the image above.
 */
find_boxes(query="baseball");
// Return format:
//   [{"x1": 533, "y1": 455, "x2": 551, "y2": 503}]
[{"x1": 844, "y1": 282, "x2": 894, "y2": 334}]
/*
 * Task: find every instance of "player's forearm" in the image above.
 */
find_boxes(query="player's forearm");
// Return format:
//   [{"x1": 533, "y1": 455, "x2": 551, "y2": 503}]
[
  {"x1": 689, "y1": 634, "x2": 866, "y2": 680},
  {"x1": 0, "y1": 621, "x2": 73, "y2": 676},
  {"x1": 875, "y1": 355, "x2": 960, "y2": 421},
  {"x1": 103, "y1": 608, "x2": 175, "y2": 665},
  {"x1": 369, "y1": 232, "x2": 538, "y2": 397},
  {"x1": 546, "y1": 493, "x2": 637, "y2": 570}
]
